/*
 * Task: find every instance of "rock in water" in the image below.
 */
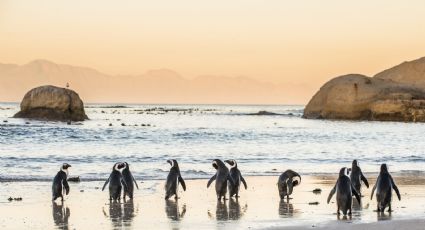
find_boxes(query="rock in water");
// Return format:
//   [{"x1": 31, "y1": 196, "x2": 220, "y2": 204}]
[
  {"x1": 303, "y1": 57, "x2": 425, "y2": 122},
  {"x1": 13, "y1": 85, "x2": 88, "y2": 121}
]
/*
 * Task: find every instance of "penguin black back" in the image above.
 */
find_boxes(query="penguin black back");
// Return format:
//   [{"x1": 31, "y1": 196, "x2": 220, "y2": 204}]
[
  {"x1": 52, "y1": 163, "x2": 71, "y2": 201},
  {"x1": 327, "y1": 167, "x2": 361, "y2": 216},
  {"x1": 277, "y1": 169, "x2": 301, "y2": 201},
  {"x1": 350, "y1": 160, "x2": 369, "y2": 195},
  {"x1": 165, "y1": 159, "x2": 186, "y2": 200},
  {"x1": 103, "y1": 163, "x2": 127, "y2": 201},
  {"x1": 225, "y1": 160, "x2": 247, "y2": 198},
  {"x1": 207, "y1": 159, "x2": 235, "y2": 201},
  {"x1": 121, "y1": 162, "x2": 139, "y2": 200},
  {"x1": 370, "y1": 164, "x2": 401, "y2": 212}
]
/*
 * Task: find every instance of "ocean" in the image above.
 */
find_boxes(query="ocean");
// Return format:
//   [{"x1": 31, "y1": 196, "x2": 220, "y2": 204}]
[{"x1": 0, "y1": 103, "x2": 424, "y2": 182}]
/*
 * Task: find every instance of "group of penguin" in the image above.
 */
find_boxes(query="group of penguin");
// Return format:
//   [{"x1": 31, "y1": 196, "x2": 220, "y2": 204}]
[{"x1": 52, "y1": 159, "x2": 401, "y2": 216}]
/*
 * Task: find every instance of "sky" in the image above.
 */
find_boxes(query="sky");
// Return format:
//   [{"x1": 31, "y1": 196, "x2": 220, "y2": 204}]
[{"x1": 1, "y1": 0, "x2": 425, "y2": 102}]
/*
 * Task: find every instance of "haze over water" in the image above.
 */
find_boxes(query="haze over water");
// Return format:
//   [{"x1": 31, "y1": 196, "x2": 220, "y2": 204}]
[{"x1": 0, "y1": 103, "x2": 424, "y2": 182}]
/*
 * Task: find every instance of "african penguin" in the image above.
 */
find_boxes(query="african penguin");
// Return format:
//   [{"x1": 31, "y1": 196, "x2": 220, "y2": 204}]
[
  {"x1": 121, "y1": 162, "x2": 139, "y2": 200},
  {"x1": 52, "y1": 163, "x2": 71, "y2": 201},
  {"x1": 207, "y1": 159, "x2": 235, "y2": 201},
  {"x1": 102, "y1": 162, "x2": 127, "y2": 201},
  {"x1": 224, "y1": 160, "x2": 247, "y2": 198},
  {"x1": 165, "y1": 159, "x2": 186, "y2": 200},
  {"x1": 327, "y1": 167, "x2": 361, "y2": 215},
  {"x1": 350, "y1": 159, "x2": 369, "y2": 196},
  {"x1": 277, "y1": 169, "x2": 301, "y2": 201},
  {"x1": 370, "y1": 164, "x2": 401, "y2": 212}
]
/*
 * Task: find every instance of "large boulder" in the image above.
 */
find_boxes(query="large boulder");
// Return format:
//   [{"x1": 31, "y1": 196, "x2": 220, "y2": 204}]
[
  {"x1": 303, "y1": 74, "x2": 425, "y2": 122},
  {"x1": 14, "y1": 85, "x2": 88, "y2": 121}
]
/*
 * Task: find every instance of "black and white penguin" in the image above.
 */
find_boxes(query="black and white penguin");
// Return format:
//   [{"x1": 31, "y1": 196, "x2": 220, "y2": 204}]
[
  {"x1": 52, "y1": 163, "x2": 71, "y2": 201},
  {"x1": 121, "y1": 162, "x2": 139, "y2": 200},
  {"x1": 370, "y1": 164, "x2": 401, "y2": 212},
  {"x1": 350, "y1": 160, "x2": 369, "y2": 196},
  {"x1": 224, "y1": 160, "x2": 247, "y2": 198},
  {"x1": 165, "y1": 159, "x2": 186, "y2": 200},
  {"x1": 327, "y1": 167, "x2": 361, "y2": 215},
  {"x1": 207, "y1": 159, "x2": 235, "y2": 201},
  {"x1": 102, "y1": 162, "x2": 127, "y2": 201},
  {"x1": 277, "y1": 169, "x2": 301, "y2": 201}
]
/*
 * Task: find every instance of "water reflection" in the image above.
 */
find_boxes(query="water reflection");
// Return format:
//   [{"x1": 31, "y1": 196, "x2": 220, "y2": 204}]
[
  {"x1": 229, "y1": 198, "x2": 247, "y2": 220},
  {"x1": 377, "y1": 211, "x2": 392, "y2": 221},
  {"x1": 103, "y1": 200, "x2": 137, "y2": 228},
  {"x1": 215, "y1": 200, "x2": 229, "y2": 221},
  {"x1": 165, "y1": 199, "x2": 186, "y2": 221},
  {"x1": 278, "y1": 200, "x2": 299, "y2": 218},
  {"x1": 52, "y1": 201, "x2": 70, "y2": 230}
]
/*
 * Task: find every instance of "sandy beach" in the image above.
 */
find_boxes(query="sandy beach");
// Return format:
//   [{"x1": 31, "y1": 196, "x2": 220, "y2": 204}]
[{"x1": 0, "y1": 174, "x2": 424, "y2": 230}]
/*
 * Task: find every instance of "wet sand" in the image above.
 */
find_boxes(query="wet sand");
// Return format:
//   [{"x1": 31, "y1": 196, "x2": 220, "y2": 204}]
[{"x1": 0, "y1": 175, "x2": 424, "y2": 229}]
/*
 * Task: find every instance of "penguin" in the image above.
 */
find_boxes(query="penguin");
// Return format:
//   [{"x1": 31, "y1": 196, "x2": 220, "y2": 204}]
[
  {"x1": 165, "y1": 159, "x2": 186, "y2": 200},
  {"x1": 52, "y1": 163, "x2": 71, "y2": 201},
  {"x1": 121, "y1": 162, "x2": 139, "y2": 200},
  {"x1": 370, "y1": 164, "x2": 401, "y2": 212},
  {"x1": 207, "y1": 159, "x2": 235, "y2": 201},
  {"x1": 327, "y1": 167, "x2": 361, "y2": 215},
  {"x1": 277, "y1": 169, "x2": 301, "y2": 201},
  {"x1": 102, "y1": 162, "x2": 128, "y2": 201},
  {"x1": 224, "y1": 159, "x2": 247, "y2": 198},
  {"x1": 350, "y1": 159, "x2": 369, "y2": 196}
]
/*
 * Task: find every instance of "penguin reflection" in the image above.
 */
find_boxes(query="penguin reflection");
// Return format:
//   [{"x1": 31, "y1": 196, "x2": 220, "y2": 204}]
[
  {"x1": 215, "y1": 200, "x2": 229, "y2": 221},
  {"x1": 377, "y1": 210, "x2": 392, "y2": 221},
  {"x1": 103, "y1": 200, "x2": 123, "y2": 229},
  {"x1": 278, "y1": 200, "x2": 295, "y2": 218},
  {"x1": 229, "y1": 198, "x2": 247, "y2": 220},
  {"x1": 123, "y1": 199, "x2": 136, "y2": 227},
  {"x1": 165, "y1": 199, "x2": 186, "y2": 221},
  {"x1": 52, "y1": 201, "x2": 70, "y2": 230}
]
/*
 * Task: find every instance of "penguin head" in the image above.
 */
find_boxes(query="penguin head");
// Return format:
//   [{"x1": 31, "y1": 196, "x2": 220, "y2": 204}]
[
  {"x1": 352, "y1": 160, "x2": 359, "y2": 168},
  {"x1": 224, "y1": 159, "x2": 237, "y2": 168},
  {"x1": 167, "y1": 159, "x2": 178, "y2": 168},
  {"x1": 114, "y1": 162, "x2": 126, "y2": 171},
  {"x1": 61, "y1": 163, "x2": 71, "y2": 170},
  {"x1": 212, "y1": 159, "x2": 224, "y2": 170},
  {"x1": 339, "y1": 167, "x2": 350, "y2": 177},
  {"x1": 380, "y1": 164, "x2": 388, "y2": 173}
]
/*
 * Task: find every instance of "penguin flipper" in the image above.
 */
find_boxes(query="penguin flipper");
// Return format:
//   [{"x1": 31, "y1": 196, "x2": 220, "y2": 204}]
[
  {"x1": 102, "y1": 176, "x2": 110, "y2": 191},
  {"x1": 241, "y1": 175, "x2": 248, "y2": 190},
  {"x1": 179, "y1": 176, "x2": 186, "y2": 191},
  {"x1": 360, "y1": 172, "x2": 369, "y2": 188},
  {"x1": 327, "y1": 183, "x2": 336, "y2": 204},
  {"x1": 351, "y1": 184, "x2": 361, "y2": 204},
  {"x1": 370, "y1": 183, "x2": 376, "y2": 200},
  {"x1": 132, "y1": 175, "x2": 139, "y2": 189},
  {"x1": 287, "y1": 178, "x2": 294, "y2": 196},
  {"x1": 207, "y1": 174, "x2": 216, "y2": 188},
  {"x1": 390, "y1": 176, "x2": 401, "y2": 201},
  {"x1": 121, "y1": 178, "x2": 129, "y2": 191},
  {"x1": 63, "y1": 179, "x2": 70, "y2": 195}
]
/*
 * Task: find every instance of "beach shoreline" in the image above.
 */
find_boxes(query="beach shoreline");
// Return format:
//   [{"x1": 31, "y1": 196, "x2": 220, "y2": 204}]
[{"x1": 1, "y1": 175, "x2": 424, "y2": 229}]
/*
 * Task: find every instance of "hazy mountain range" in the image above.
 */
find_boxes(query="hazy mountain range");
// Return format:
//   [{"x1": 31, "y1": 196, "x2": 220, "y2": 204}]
[{"x1": 0, "y1": 59, "x2": 314, "y2": 104}]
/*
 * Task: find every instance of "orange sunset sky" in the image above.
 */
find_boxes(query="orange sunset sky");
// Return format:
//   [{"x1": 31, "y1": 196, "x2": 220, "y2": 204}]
[{"x1": 1, "y1": 0, "x2": 425, "y2": 104}]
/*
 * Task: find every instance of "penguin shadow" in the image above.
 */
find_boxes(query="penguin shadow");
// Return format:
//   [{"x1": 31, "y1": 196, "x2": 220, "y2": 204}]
[
  {"x1": 103, "y1": 200, "x2": 123, "y2": 229},
  {"x1": 278, "y1": 200, "x2": 297, "y2": 218},
  {"x1": 122, "y1": 199, "x2": 137, "y2": 227},
  {"x1": 377, "y1": 211, "x2": 392, "y2": 221},
  {"x1": 165, "y1": 199, "x2": 186, "y2": 221},
  {"x1": 52, "y1": 201, "x2": 70, "y2": 230},
  {"x1": 228, "y1": 198, "x2": 247, "y2": 220}
]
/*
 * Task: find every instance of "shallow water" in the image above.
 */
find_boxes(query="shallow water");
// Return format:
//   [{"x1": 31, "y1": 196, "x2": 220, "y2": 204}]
[{"x1": 0, "y1": 103, "x2": 424, "y2": 181}]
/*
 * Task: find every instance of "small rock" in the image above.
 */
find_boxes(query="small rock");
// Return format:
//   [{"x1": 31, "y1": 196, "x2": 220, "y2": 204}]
[
  {"x1": 94, "y1": 187, "x2": 100, "y2": 190},
  {"x1": 25, "y1": 122, "x2": 30, "y2": 124},
  {"x1": 109, "y1": 123, "x2": 113, "y2": 126},
  {"x1": 67, "y1": 121, "x2": 71, "y2": 125},
  {"x1": 312, "y1": 188, "x2": 322, "y2": 194},
  {"x1": 309, "y1": 202, "x2": 319, "y2": 205},
  {"x1": 121, "y1": 123, "x2": 126, "y2": 126},
  {"x1": 67, "y1": 176, "x2": 80, "y2": 182},
  {"x1": 7, "y1": 197, "x2": 12, "y2": 201},
  {"x1": 3, "y1": 120, "x2": 7, "y2": 123},
  {"x1": 80, "y1": 190, "x2": 84, "y2": 192}
]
